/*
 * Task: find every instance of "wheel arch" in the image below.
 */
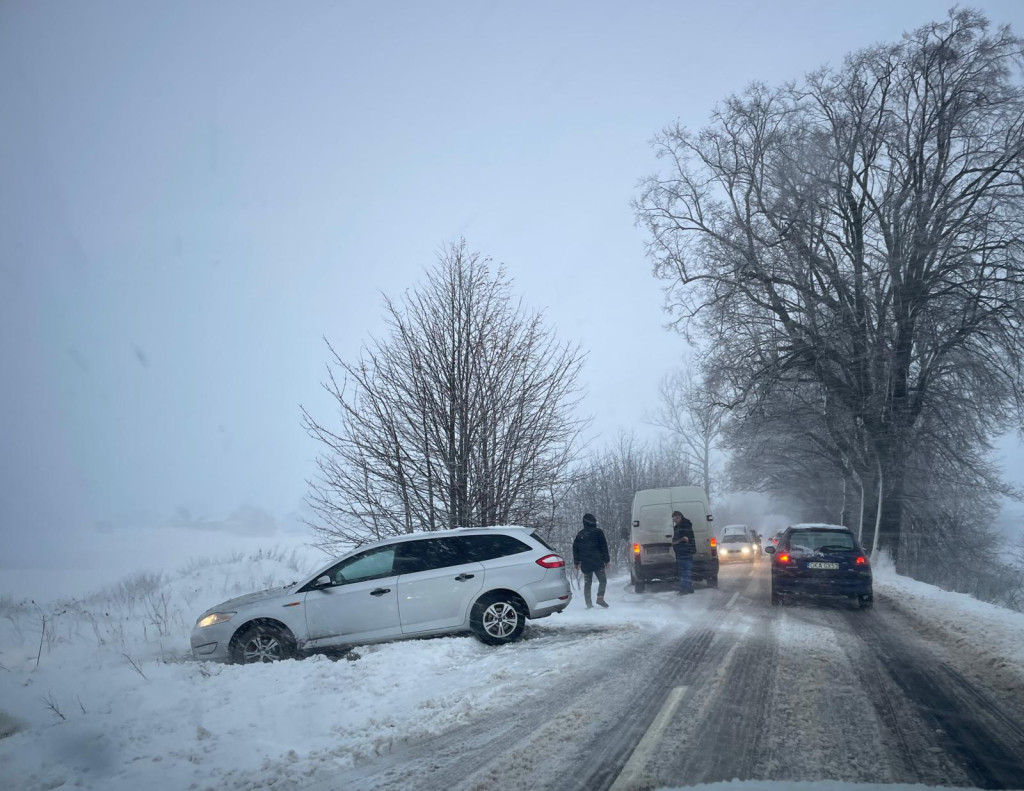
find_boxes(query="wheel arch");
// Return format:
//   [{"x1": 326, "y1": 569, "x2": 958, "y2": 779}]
[{"x1": 472, "y1": 588, "x2": 530, "y2": 618}]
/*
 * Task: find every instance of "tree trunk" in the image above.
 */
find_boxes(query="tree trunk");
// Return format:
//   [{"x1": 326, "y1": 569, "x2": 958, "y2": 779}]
[{"x1": 869, "y1": 458, "x2": 884, "y2": 564}]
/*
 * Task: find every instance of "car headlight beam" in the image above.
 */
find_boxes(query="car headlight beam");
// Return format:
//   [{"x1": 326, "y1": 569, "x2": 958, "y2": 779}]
[{"x1": 197, "y1": 612, "x2": 236, "y2": 628}]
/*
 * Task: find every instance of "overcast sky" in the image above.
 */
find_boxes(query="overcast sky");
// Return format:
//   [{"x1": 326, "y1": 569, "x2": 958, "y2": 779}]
[{"x1": 3, "y1": 1, "x2": 1024, "y2": 577}]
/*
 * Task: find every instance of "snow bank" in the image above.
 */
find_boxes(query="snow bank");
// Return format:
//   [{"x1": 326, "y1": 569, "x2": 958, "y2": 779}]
[
  {"x1": 874, "y1": 556, "x2": 1024, "y2": 695},
  {"x1": 0, "y1": 559, "x2": 702, "y2": 791}
]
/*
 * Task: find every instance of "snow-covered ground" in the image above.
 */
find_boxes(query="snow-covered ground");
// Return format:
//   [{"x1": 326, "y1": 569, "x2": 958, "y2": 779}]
[
  {"x1": 872, "y1": 554, "x2": 1024, "y2": 697},
  {"x1": 1, "y1": 549, "x2": 1022, "y2": 791},
  {"x1": 0, "y1": 549, "x2": 699, "y2": 791}
]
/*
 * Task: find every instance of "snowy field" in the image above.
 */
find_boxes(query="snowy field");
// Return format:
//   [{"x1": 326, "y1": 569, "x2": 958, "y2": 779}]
[
  {"x1": 1, "y1": 548, "x2": 1022, "y2": 791},
  {"x1": 0, "y1": 547, "x2": 696, "y2": 791}
]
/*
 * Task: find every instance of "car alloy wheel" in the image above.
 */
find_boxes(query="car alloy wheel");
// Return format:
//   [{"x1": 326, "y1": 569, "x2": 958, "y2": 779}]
[
  {"x1": 471, "y1": 594, "x2": 526, "y2": 645},
  {"x1": 233, "y1": 624, "x2": 295, "y2": 664},
  {"x1": 483, "y1": 601, "x2": 519, "y2": 638},
  {"x1": 244, "y1": 634, "x2": 283, "y2": 662}
]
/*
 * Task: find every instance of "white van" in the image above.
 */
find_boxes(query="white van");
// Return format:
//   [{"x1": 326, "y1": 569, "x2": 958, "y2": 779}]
[{"x1": 625, "y1": 486, "x2": 719, "y2": 593}]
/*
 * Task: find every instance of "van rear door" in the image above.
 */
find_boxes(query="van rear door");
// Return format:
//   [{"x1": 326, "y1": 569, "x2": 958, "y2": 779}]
[{"x1": 637, "y1": 502, "x2": 673, "y2": 563}]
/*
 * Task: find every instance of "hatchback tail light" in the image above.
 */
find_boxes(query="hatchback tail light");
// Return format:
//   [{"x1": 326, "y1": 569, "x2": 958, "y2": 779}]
[
  {"x1": 777, "y1": 553, "x2": 793, "y2": 564},
  {"x1": 536, "y1": 554, "x2": 565, "y2": 568},
  {"x1": 855, "y1": 556, "x2": 868, "y2": 565}
]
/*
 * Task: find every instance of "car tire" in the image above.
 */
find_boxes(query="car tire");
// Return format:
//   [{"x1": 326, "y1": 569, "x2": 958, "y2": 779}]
[
  {"x1": 858, "y1": 594, "x2": 873, "y2": 609},
  {"x1": 470, "y1": 594, "x2": 526, "y2": 646},
  {"x1": 771, "y1": 582, "x2": 781, "y2": 606},
  {"x1": 231, "y1": 623, "x2": 295, "y2": 664},
  {"x1": 634, "y1": 578, "x2": 646, "y2": 593},
  {"x1": 707, "y1": 575, "x2": 718, "y2": 589}
]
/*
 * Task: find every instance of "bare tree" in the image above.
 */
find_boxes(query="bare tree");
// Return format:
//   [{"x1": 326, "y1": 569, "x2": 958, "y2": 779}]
[
  {"x1": 302, "y1": 241, "x2": 589, "y2": 551},
  {"x1": 552, "y1": 432, "x2": 695, "y2": 566},
  {"x1": 635, "y1": 10, "x2": 1024, "y2": 567},
  {"x1": 648, "y1": 361, "x2": 727, "y2": 498}
]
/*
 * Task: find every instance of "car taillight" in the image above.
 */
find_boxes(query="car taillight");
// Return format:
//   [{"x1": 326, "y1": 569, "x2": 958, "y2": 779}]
[
  {"x1": 777, "y1": 553, "x2": 791, "y2": 564},
  {"x1": 633, "y1": 543, "x2": 641, "y2": 555},
  {"x1": 855, "y1": 556, "x2": 868, "y2": 565},
  {"x1": 536, "y1": 554, "x2": 565, "y2": 568},
  {"x1": 710, "y1": 537, "x2": 717, "y2": 547}
]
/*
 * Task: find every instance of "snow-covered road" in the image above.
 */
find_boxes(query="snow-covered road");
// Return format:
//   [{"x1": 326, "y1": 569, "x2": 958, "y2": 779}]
[
  {"x1": 323, "y1": 563, "x2": 1024, "y2": 791},
  {"x1": 3, "y1": 551, "x2": 1024, "y2": 791}
]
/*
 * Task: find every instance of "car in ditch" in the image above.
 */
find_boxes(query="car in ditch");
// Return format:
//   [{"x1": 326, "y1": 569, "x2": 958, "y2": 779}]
[{"x1": 190, "y1": 526, "x2": 571, "y2": 663}]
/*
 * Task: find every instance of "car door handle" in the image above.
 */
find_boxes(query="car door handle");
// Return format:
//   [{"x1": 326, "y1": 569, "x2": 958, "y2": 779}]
[
  {"x1": 370, "y1": 587, "x2": 391, "y2": 596},
  {"x1": 454, "y1": 573, "x2": 475, "y2": 582}
]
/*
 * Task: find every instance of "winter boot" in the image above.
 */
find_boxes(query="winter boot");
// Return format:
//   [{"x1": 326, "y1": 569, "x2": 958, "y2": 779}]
[{"x1": 596, "y1": 597, "x2": 609, "y2": 608}]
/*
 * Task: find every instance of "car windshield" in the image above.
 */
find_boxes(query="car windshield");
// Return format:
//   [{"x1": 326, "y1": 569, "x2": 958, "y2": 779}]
[{"x1": 4, "y1": 4, "x2": 1024, "y2": 791}]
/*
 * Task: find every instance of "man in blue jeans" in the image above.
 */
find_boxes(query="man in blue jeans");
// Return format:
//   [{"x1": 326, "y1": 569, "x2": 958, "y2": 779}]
[{"x1": 672, "y1": 510, "x2": 696, "y2": 594}]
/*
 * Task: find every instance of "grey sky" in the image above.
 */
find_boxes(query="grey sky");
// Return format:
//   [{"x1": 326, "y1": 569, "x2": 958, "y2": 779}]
[{"x1": 3, "y1": 1, "x2": 1024, "y2": 573}]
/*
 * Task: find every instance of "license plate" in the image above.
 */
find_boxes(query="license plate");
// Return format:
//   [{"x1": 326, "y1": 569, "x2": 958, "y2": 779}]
[
  {"x1": 647, "y1": 547, "x2": 669, "y2": 554},
  {"x1": 807, "y1": 562, "x2": 839, "y2": 570}
]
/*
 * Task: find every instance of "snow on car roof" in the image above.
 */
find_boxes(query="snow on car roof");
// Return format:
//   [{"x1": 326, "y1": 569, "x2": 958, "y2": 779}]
[{"x1": 790, "y1": 523, "x2": 848, "y2": 530}]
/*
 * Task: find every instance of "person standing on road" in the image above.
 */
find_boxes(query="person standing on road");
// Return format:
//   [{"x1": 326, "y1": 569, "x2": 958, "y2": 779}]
[
  {"x1": 672, "y1": 510, "x2": 696, "y2": 595},
  {"x1": 573, "y1": 513, "x2": 610, "y2": 608}
]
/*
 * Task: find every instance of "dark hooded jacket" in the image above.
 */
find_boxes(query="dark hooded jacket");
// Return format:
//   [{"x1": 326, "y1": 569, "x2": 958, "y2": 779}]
[
  {"x1": 673, "y1": 515, "x2": 697, "y2": 557},
  {"x1": 573, "y1": 524, "x2": 610, "y2": 573}
]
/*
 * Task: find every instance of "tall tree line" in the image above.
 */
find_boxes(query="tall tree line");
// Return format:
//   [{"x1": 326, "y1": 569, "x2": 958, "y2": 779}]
[{"x1": 636, "y1": 10, "x2": 1024, "y2": 570}]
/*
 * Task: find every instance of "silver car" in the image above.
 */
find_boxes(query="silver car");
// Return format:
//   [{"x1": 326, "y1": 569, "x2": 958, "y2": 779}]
[{"x1": 191, "y1": 527, "x2": 571, "y2": 663}]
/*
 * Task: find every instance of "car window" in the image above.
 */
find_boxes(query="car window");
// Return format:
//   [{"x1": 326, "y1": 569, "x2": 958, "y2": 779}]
[
  {"x1": 721, "y1": 535, "x2": 749, "y2": 543},
  {"x1": 788, "y1": 531, "x2": 856, "y2": 553},
  {"x1": 394, "y1": 537, "x2": 471, "y2": 574},
  {"x1": 329, "y1": 546, "x2": 397, "y2": 584},
  {"x1": 530, "y1": 531, "x2": 556, "y2": 552},
  {"x1": 461, "y1": 534, "x2": 531, "y2": 561}
]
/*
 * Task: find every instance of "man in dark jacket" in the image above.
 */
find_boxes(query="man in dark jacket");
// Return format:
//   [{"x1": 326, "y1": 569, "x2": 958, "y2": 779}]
[
  {"x1": 573, "y1": 513, "x2": 610, "y2": 608},
  {"x1": 672, "y1": 510, "x2": 696, "y2": 594}
]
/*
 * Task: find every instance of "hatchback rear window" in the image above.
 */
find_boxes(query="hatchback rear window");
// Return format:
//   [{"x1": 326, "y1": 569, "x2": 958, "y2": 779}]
[{"x1": 788, "y1": 531, "x2": 856, "y2": 552}]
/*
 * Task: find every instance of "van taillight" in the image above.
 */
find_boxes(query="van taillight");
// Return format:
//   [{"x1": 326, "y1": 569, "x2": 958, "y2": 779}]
[
  {"x1": 633, "y1": 543, "x2": 641, "y2": 555},
  {"x1": 709, "y1": 537, "x2": 717, "y2": 548},
  {"x1": 536, "y1": 554, "x2": 565, "y2": 568}
]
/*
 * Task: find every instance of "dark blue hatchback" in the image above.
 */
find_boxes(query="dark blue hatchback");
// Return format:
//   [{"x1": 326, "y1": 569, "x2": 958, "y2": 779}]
[{"x1": 765, "y1": 524, "x2": 872, "y2": 608}]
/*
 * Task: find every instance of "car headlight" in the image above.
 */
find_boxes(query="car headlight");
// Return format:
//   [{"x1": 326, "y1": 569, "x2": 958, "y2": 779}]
[
  {"x1": 721, "y1": 548, "x2": 729, "y2": 555},
  {"x1": 197, "y1": 612, "x2": 236, "y2": 628},
  {"x1": 741, "y1": 546, "x2": 750, "y2": 554}
]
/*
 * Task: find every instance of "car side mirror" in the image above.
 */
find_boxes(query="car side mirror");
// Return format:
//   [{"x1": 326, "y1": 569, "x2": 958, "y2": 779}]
[
  {"x1": 313, "y1": 574, "x2": 332, "y2": 588},
  {"x1": 619, "y1": 527, "x2": 629, "y2": 541},
  {"x1": 764, "y1": 546, "x2": 776, "y2": 555}
]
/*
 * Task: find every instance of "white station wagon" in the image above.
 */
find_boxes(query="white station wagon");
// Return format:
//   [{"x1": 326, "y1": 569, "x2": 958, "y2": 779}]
[{"x1": 191, "y1": 526, "x2": 572, "y2": 663}]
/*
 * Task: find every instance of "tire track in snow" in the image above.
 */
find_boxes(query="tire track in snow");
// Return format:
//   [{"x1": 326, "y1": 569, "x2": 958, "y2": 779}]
[{"x1": 844, "y1": 604, "x2": 1024, "y2": 790}]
